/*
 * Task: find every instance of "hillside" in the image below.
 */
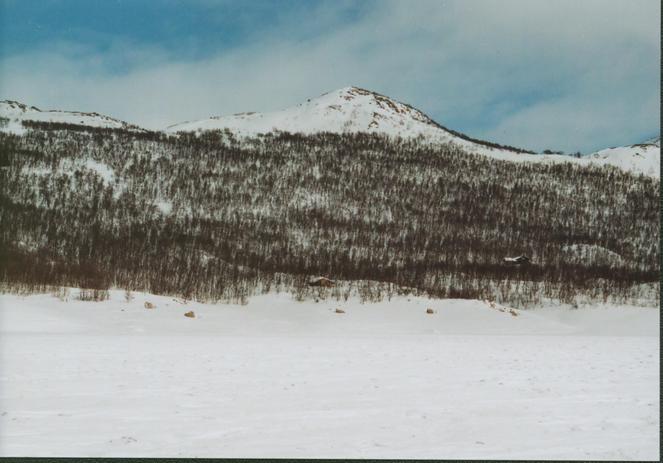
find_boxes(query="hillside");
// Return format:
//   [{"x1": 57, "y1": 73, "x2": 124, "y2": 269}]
[{"x1": 0, "y1": 124, "x2": 658, "y2": 307}]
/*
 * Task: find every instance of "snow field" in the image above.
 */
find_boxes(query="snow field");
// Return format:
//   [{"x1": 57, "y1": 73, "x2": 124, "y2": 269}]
[
  {"x1": 587, "y1": 142, "x2": 660, "y2": 178},
  {"x1": 0, "y1": 290, "x2": 659, "y2": 459}
]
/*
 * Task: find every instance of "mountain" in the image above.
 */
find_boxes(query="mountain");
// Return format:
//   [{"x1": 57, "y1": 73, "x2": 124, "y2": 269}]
[
  {"x1": 165, "y1": 86, "x2": 659, "y2": 177},
  {"x1": 165, "y1": 86, "x2": 535, "y2": 156},
  {"x1": 1, "y1": 112, "x2": 659, "y2": 307},
  {"x1": 585, "y1": 137, "x2": 660, "y2": 177},
  {"x1": 2, "y1": 90, "x2": 659, "y2": 177},
  {"x1": 0, "y1": 100, "x2": 145, "y2": 133}
]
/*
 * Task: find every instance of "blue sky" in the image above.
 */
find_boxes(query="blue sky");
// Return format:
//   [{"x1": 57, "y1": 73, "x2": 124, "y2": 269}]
[
  {"x1": 0, "y1": 0, "x2": 659, "y2": 152},
  {"x1": 0, "y1": 0, "x2": 367, "y2": 61}
]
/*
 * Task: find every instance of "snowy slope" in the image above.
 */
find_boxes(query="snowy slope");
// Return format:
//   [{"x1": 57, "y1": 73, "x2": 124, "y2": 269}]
[
  {"x1": 0, "y1": 100, "x2": 145, "y2": 133},
  {"x1": 165, "y1": 87, "x2": 660, "y2": 177},
  {"x1": 165, "y1": 86, "x2": 536, "y2": 157},
  {"x1": 586, "y1": 137, "x2": 660, "y2": 177},
  {"x1": 166, "y1": 87, "x2": 456, "y2": 139},
  {"x1": 0, "y1": 290, "x2": 659, "y2": 458}
]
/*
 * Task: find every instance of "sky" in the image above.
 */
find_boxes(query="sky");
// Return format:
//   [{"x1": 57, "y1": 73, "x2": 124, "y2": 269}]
[{"x1": 0, "y1": 0, "x2": 659, "y2": 153}]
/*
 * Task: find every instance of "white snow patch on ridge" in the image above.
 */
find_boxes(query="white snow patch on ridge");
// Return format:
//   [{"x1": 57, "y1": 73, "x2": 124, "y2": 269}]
[
  {"x1": 585, "y1": 138, "x2": 660, "y2": 177},
  {"x1": 0, "y1": 100, "x2": 145, "y2": 133}
]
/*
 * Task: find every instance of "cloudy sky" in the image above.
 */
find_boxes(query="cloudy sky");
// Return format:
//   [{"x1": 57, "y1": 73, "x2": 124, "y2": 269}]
[{"x1": 0, "y1": 0, "x2": 659, "y2": 152}]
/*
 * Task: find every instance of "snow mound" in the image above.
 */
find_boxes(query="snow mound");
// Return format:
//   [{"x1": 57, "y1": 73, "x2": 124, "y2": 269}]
[
  {"x1": 585, "y1": 136, "x2": 660, "y2": 178},
  {"x1": 0, "y1": 100, "x2": 145, "y2": 133}
]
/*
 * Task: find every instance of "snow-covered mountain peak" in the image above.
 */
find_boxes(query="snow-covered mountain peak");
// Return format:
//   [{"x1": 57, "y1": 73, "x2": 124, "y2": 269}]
[
  {"x1": 163, "y1": 87, "x2": 663, "y2": 176},
  {"x1": 0, "y1": 99, "x2": 145, "y2": 133},
  {"x1": 292, "y1": 85, "x2": 440, "y2": 130},
  {"x1": 165, "y1": 86, "x2": 540, "y2": 160},
  {"x1": 166, "y1": 86, "x2": 444, "y2": 138}
]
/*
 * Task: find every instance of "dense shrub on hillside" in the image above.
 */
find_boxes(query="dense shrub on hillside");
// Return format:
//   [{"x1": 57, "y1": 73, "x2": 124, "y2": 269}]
[{"x1": 0, "y1": 124, "x2": 659, "y2": 306}]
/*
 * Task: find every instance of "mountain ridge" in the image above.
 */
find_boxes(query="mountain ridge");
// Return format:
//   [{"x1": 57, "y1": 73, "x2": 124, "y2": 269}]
[
  {"x1": 0, "y1": 100, "x2": 145, "y2": 133},
  {"x1": 1, "y1": 89, "x2": 659, "y2": 177},
  {"x1": 585, "y1": 137, "x2": 659, "y2": 177}
]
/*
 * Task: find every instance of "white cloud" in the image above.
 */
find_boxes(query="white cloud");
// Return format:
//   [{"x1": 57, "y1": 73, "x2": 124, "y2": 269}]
[{"x1": 0, "y1": 0, "x2": 659, "y2": 152}]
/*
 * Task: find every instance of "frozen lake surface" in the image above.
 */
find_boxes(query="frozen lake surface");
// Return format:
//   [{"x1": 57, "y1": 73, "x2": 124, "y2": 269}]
[{"x1": 0, "y1": 290, "x2": 659, "y2": 459}]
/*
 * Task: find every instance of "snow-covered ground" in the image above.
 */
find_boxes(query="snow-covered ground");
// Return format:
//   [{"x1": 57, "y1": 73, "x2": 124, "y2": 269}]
[
  {"x1": 586, "y1": 137, "x2": 660, "y2": 178},
  {"x1": 0, "y1": 290, "x2": 658, "y2": 459}
]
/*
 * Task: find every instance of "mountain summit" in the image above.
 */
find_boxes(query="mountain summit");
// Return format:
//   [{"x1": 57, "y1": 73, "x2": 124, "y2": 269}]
[
  {"x1": 165, "y1": 86, "x2": 533, "y2": 154},
  {"x1": 166, "y1": 86, "x2": 442, "y2": 136}
]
